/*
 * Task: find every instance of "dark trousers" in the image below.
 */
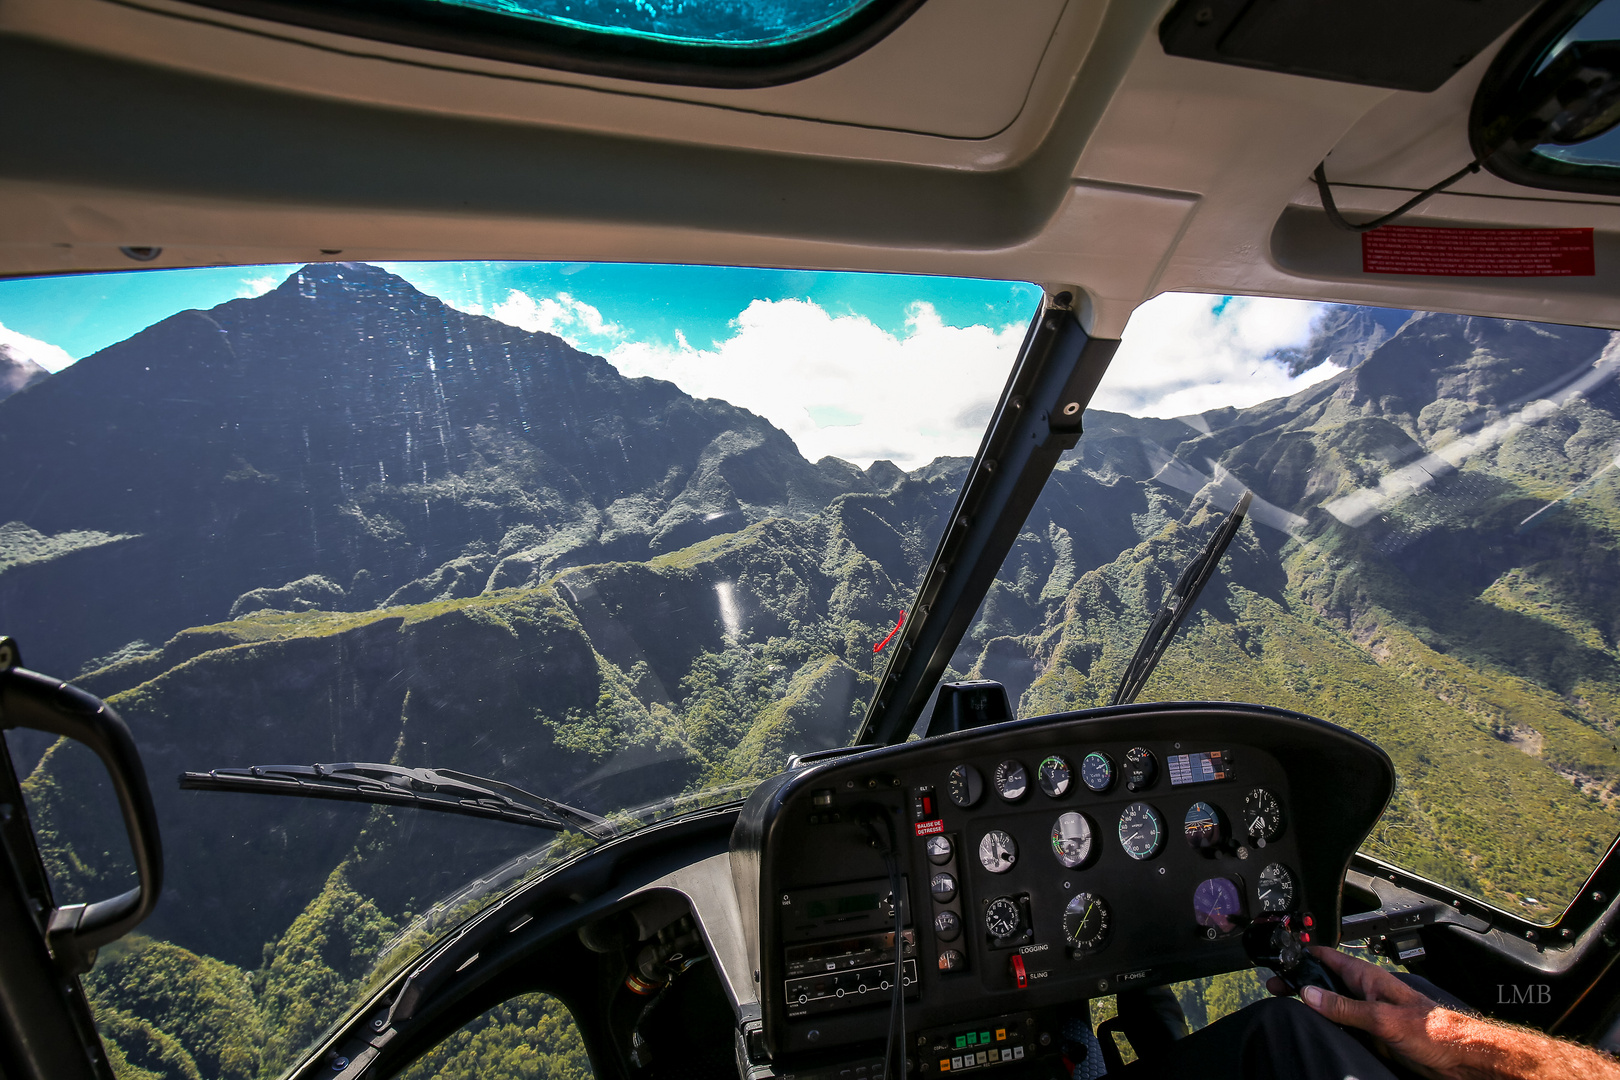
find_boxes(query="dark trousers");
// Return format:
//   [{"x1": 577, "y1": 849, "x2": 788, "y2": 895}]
[{"x1": 1115, "y1": 975, "x2": 1467, "y2": 1080}]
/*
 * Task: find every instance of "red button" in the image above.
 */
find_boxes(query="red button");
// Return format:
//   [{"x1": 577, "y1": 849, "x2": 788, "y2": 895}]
[
  {"x1": 1010, "y1": 955, "x2": 1028, "y2": 989},
  {"x1": 1300, "y1": 932, "x2": 1311, "y2": 944},
  {"x1": 1303, "y1": 915, "x2": 1314, "y2": 929}
]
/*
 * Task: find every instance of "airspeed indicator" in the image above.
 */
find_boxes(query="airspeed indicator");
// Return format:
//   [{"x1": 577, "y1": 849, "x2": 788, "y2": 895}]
[{"x1": 1118, "y1": 802, "x2": 1164, "y2": 860}]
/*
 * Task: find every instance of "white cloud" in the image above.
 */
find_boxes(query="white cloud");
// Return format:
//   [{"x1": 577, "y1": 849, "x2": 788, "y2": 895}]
[
  {"x1": 238, "y1": 274, "x2": 281, "y2": 299},
  {"x1": 484, "y1": 289, "x2": 623, "y2": 342},
  {"x1": 0, "y1": 321, "x2": 75, "y2": 373},
  {"x1": 1096, "y1": 293, "x2": 1343, "y2": 418},
  {"x1": 600, "y1": 299, "x2": 1026, "y2": 470}
]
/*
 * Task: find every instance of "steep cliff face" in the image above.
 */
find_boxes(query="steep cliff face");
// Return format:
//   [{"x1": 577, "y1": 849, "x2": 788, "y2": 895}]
[{"x1": 0, "y1": 263, "x2": 870, "y2": 676}]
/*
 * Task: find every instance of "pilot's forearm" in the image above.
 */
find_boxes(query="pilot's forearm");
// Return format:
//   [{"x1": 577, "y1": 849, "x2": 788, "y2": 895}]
[{"x1": 1413, "y1": 1007, "x2": 1620, "y2": 1080}]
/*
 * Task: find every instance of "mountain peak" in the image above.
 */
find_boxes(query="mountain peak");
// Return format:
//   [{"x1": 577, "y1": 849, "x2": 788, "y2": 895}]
[
  {"x1": 269, "y1": 262, "x2": 434, "y2": 307},
  {"x1": 0, "y1": 341, "x2": 51, "y2": 403}
]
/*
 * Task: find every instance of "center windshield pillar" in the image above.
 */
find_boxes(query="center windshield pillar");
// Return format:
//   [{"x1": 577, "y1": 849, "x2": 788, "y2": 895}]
[{"x1": 856, "y1": 294, "x2": 1118, "y2": 745}]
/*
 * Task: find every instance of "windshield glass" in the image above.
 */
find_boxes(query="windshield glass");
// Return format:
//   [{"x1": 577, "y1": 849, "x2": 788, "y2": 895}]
[
  {"x1": 957, "y1": 293, "x2": 1620, "y2": 926},
  {"x1": 0, "y1": 261, "x2": 1040, "y2": 1076}
]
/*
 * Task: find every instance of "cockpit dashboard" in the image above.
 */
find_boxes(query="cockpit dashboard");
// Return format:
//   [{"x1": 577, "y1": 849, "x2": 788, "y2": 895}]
[{"x1": 730, "y1": 701, "x2": 1394, "y2": 1073}]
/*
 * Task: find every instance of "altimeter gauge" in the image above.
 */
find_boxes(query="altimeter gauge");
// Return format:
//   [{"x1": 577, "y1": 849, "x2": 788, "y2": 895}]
[
  {"x1": 948, "y1": 764, "x2": 984, "y2": 808},
  {"x1": 985, "y1": 896, "x2": 1023, "y2": 942},
  {"x1": 979, "y1": 829, "x2": 1018, "y2": 873},
  {"x1": 1118, "y1": 802, "x2": 1164, "y2": 860},
  {"x1": 1063, "y1": 892, "x2": 1111, "y2": 954},
  {"x1": 994, "y1": 760, "x2": 1029, "y2": 802},
  {"x1": 1241, "y1": 788, "x2": 1284, "y2": 845},
  {"x1": 1051, "y1": 812, "x2": 1095, "y2": 869},
  {"x1": 1038, "y1": 755, "x2": 1072, "y2": 798},
  {"x1": 1081, "y1": 751, "x2": 1115, "y2": 793},
  {"x1": 1258, "y1": 862, "x2": 1296, "y2": 913}
]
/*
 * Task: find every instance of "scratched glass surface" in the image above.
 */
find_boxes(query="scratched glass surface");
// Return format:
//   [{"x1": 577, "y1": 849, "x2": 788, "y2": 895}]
[{"x1": 0, "y1": 260, "x2": 1039, "y2": 1073}]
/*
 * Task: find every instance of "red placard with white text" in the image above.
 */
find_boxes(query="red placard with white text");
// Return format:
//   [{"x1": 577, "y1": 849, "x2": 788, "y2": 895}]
[{"x1": 1362, "y1": 227, "x2": 1594, "y2": 277}]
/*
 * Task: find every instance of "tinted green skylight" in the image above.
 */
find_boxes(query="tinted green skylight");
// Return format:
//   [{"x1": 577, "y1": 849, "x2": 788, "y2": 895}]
[{"x1": 429, "y1": 0, "x2": 881, "y2": 48}]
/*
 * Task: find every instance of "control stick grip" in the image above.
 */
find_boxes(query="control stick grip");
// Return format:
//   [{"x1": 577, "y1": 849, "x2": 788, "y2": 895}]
[{"x1": 1241, "y1": 916, "x2": 1350, "y2": 997}]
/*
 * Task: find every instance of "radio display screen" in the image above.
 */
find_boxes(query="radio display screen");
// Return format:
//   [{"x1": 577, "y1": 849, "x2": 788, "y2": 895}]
[
  {"x1": 1168, "y1": 750, "x2": 1231, "y2": 786},
  {"x1": 804, "y1": 892, "x2": 882, "y2": 918}
]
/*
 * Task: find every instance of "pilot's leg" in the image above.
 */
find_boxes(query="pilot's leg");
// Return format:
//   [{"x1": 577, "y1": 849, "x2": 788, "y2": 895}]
[{"x1": 1115, "y1": 996, "x2": 1404, "y2": 1080}]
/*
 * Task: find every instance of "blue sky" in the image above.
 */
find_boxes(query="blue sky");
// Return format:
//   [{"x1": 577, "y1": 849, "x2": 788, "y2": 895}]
[
  {"x1": 0, "y1": 262, "x2": 1040, "y2": 363},
  {"x1": 0, "y1": 261, "x2": 1341, "y2": 466}
]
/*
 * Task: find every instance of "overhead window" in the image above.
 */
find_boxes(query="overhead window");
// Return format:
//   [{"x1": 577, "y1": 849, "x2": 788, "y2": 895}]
[
  {"x1": 417, "y1": 0, "x2": 880, "y2": 48},
  {"x1": 1473, "y1": 0, "x2": 1620, "y2": 193},
  {"x1": 184, "y1": 0, "x2": 925, "y2": 86}
]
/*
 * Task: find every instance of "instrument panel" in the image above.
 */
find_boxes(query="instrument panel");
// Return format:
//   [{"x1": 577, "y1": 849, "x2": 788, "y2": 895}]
[{"x1": 730, "y1": 702, "x2": 1394, "y2": 1063}]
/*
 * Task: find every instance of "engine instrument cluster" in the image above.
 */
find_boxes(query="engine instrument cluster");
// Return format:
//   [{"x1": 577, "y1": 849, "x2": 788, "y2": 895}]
[{"x1": 731, "y1": 702, "x2": 1394, "y2": 1066}]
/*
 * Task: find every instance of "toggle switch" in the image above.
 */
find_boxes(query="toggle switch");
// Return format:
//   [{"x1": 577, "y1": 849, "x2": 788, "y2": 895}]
[{"x1": 1010, "y1": 954, "x2": 1028, "y2": 989}]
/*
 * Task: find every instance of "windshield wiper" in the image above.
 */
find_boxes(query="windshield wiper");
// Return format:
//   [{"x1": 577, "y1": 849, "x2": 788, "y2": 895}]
[
  {"x1": 178, "y1": 763, "x2": 616, "y2": 840},
  {"x1": 1110, "y1": 490, "x2": 1253, "y2": 706}
]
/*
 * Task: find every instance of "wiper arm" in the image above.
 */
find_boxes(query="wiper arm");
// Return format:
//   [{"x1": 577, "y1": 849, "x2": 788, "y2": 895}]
[
  {"x1": 1110, "y1": 490, "x2": 1252, "y2": 706},
  {"x1": 178, "y1": 762, "x2": 616, "y2": 840}
]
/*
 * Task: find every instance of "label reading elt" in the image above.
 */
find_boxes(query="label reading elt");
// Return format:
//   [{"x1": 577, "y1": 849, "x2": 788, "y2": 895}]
[
  {"x1": 1362, "y1": 226, "x2": 1594, "y2": 277},
  {"x1": 915, "y1": 819, "x2": 945, "y2": 837}
]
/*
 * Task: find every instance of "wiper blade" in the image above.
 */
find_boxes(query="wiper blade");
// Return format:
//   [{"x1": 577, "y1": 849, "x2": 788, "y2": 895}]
[
  {"x1": 178, "y1": 762, "x2": 616, "y2": 840},
  {"x1": 1110, "y1": 490, "x2": 1253, "y2": 706}
]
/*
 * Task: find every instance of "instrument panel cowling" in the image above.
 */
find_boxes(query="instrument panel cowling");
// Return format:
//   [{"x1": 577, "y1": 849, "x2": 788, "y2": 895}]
[{"x1": 729, "y1": 701, "x2": 1394, "y2": 1059}]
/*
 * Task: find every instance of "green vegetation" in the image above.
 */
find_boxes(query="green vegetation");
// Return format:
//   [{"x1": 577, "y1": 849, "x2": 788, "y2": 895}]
[{"x1": 398, "y1": 994, "x2": 592, "y2": 1080}]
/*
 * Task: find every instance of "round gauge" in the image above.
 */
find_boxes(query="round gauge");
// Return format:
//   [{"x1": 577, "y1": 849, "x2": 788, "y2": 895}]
[
  {"x1": 925, "y1": 834, "x2": 954, "y2": 865},
  {"x1": 1242, "y1": 788, "x2": 1284, "y2": 846},
  {"x1": 1081, "y1": 751, "x2": 1115, "y2": 793},
  {"x1": 978, "y1": 829, "x2": 1018, "y2": 873},
  {"x1": 934, "y1": 909, "x2": 962, "y2": 942},
  {"x1": 1183, "y1": 801, "x2": 1225, "y2": 849},
  {"x1": 1258, "y1": 863, "x2": 1297, "y2": 913},
  {"x1": 930, "y1": 872, "x2": 958, "y2": 904},
  {"x1": 1193, "y1": 877, "x2": 1246, "y2": 935},
  {"x1": 948, "y1": 765, "x2": 984, "y2": 808},
  {"x1": 993, "y1": 760, "x2": 1028, "y2": 801},
  {"x1": 1117, "y1": 802, "x2": 1165, "y2": 861},
  {"x1": 938, "y1": 949, "x2": 966, "y2": 972},
  {"x1": 1050, "y1": 812, "x2": 1096, "y2": 869},
  {"x1": 985, "y1": 896, "x2": 1023, "y2": 941},
  {"x1": 1038, "y1": 755, "x2": 1072, "y2": 798},
  {"x1": 1124, "y1": 747, "x2": 1158, "y2": 792},
  {"x1": 1063, "y1": 892, "x2": 1111, "y2": 954}
]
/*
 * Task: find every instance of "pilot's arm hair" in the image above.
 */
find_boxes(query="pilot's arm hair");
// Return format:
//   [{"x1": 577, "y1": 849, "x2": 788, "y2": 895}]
[{"x1": 1270, "y1": 946, "x2": 1620, "y2": 1080}]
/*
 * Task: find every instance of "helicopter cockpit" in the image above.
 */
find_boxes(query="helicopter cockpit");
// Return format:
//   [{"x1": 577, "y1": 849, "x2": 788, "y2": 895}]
[{"x1": 6, "y1": 2, "x2": 1620, "y2": 1080}]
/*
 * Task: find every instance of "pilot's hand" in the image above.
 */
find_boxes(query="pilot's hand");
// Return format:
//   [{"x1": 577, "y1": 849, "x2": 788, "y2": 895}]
[{"x1": 1266, "y1": 946, "x2": 1620, "y2": 1080}]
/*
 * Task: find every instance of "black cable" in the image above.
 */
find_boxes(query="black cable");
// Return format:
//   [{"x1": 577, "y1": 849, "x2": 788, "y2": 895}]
[
  {"x1": 856, "y1": 806, "x2": 907, "y2": 1080},
  {"x1": 1312, "y1": 158, "x2": 1482, "y2": 233}
]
